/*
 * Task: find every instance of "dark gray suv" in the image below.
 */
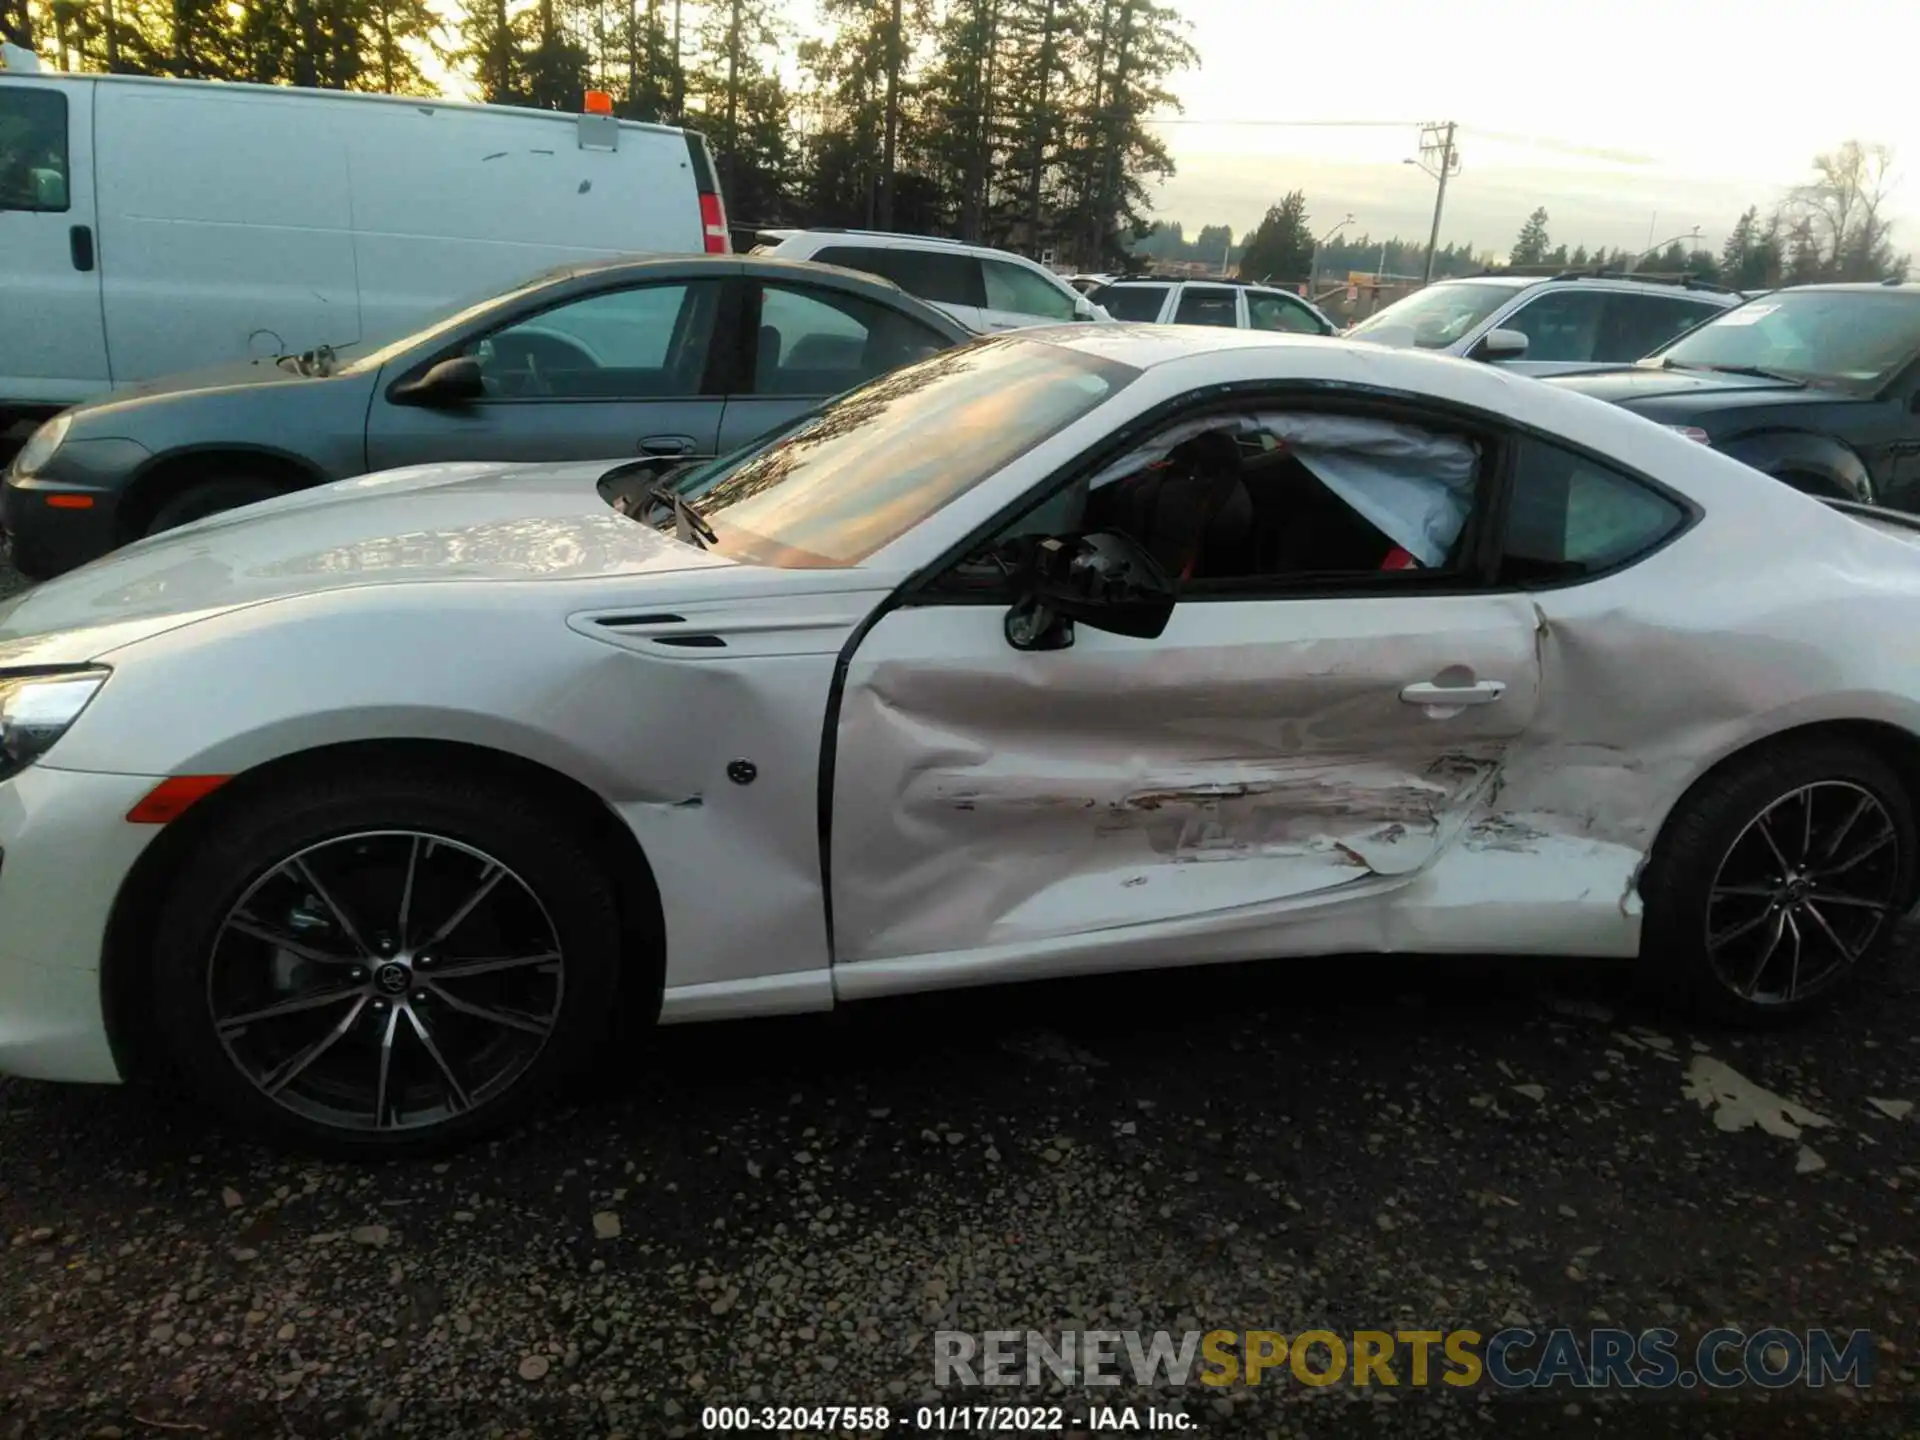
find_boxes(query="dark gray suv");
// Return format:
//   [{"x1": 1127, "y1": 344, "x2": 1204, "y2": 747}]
[{"x1": 1, "y1": 255, "x2": 972, "y2": 578}]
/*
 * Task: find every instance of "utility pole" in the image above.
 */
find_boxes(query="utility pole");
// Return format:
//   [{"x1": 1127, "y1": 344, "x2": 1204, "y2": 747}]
[
  {"x1": 878, "y1": 0, "x2": 903, "y2": 229},
  {"x1": 1410, "y1": 121, "x2": 1459, "y2": 287},
  {"x1": 672, "y1": 0, "x2": 684, "y2": 122}
]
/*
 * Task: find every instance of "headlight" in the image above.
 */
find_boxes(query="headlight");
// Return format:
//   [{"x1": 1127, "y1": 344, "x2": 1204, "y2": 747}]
[
  {"x1": 13, "y1": 412, "x2": 72, "y2": 476},
  {"x1": 0, "y1": 668, "x2": 108, "y2": 781},
  {"x1": 1665, "y1": 425, "x2": 1711, "y2": 445}
]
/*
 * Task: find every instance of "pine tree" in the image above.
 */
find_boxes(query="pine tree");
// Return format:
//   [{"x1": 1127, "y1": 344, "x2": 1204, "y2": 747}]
[
  {"x1": 1236, "y1": 190, "x2": 1313, "y2": 283},
  {"x1": 1053, "y1": 0, "x2": 1190, "y2": 267},
  {"x1": 688, "y1": 0, "x2": 793, "y2": 222},
  {"x1": 1719, "y1": 207, "x2": 1757, "y2": 279},
  {"x1": 912, "y1": 0, "x2": 1002, "y2": 239},
  {"x1": 1509, "y1": 207, "x2": 1550, "y2": 266}
]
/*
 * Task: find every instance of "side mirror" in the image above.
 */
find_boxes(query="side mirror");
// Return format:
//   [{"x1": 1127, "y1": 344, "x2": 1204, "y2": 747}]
[
  {"x1": 1073, "y1": 295, "x2": 1098, "y2": 322},
  {"x1": 1477, "y1": 327, "x2": 1530, "y2": 362},
  {"x1": 1004, "y1": 531, "x2": 1176, "y2": 651},
  {"x1": 392, "y1": 354, "x2": 486, "y2": 407}
]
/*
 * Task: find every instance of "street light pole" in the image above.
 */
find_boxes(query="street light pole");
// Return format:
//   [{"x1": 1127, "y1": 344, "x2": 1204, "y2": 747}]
[
  {"x1": 1628, "y1": 227, "x2": 1703, "y2": 273},
  {"x1": 1309, "y1": 213, "x2": 1354, "y2": 297}
]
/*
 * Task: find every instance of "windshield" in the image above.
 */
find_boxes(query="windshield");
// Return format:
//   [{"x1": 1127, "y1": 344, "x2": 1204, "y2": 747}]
[
  {"x1": 676, "y1": 338, "x2": 1135, "y2": 568},
  {"x1": 337, "y1": 267, "x2": 580, "y2": 376},
  {"x1": 1652, "y1": 289, "x2": 1920, "y2": 390},
  {"x1": 1346, "y1": 282, "x2": 1518, "y2": 348}
]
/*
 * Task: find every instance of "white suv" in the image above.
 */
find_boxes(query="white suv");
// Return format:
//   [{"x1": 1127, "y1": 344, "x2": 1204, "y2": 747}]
[
  {"x1": 749, "y1": 230, "x2": 1108, "y2": 333},
  {"x1": 1088, "y1": 278, "x2": 1337, "y2": 335}
]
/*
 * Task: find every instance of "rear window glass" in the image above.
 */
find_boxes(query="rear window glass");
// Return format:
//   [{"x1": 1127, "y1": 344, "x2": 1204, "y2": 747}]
[
  {"x1": 1094, "y1": 285, "x2": 1170, "y2": 322},
  {"x1": 1174, "y1": 288, "x2": 1239, "y2": 327},
  {"x1": 1501, "y1": 436, "x2": 1684, "y2": 584},
  {"x1": 814, "y1": 246, "x2": 985, "y2": 309}
]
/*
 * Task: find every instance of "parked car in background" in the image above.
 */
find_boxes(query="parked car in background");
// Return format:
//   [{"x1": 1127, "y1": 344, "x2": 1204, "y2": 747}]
[
  {"x1": 1545, "y1": 283, "x2": 1920, "y2": 507},
  {"x1": 1346, "y1": 270, "x2": 1741, "y2": 374},
  {"x1": 1, "y1": 256, "x2": 970, "y2": 577},
  {"x1": 1065, "y1": 273, "x2": 1116, "y2": 295},
  {"x1": 1089, "y1": 277, "x2": 1337, "y2": 335},
  {"x1": 6, "y1": 326, "x2": 1920, "y2": 1154},
  {"x1": 747, "y1": 229, "x2": 1109, "y2": 331},
  {"x1": 0, "y1": 53, "x2": 728, "y2": 436}
]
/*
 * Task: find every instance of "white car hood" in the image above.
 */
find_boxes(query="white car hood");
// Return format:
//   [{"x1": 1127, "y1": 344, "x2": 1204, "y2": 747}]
[{"x1": 0, "y1": 460, "x2": 732, "y2": 663}]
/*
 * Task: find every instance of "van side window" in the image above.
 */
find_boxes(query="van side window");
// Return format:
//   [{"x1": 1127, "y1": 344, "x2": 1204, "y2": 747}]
[
  {"x1": 0, "y1": 85, "x2": 69, "y2": 212},
  {"x1": 1500, "y1": 435, "x2": 1685, "y2": 584}
]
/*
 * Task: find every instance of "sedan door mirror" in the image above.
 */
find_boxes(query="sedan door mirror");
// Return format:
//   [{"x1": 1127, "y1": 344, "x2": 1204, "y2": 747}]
[
  {"x1": 392, "y1": 355, "x2": 486, "y2": 407},
  {"x1": 1004, "y1": 530, "x2": 1176, "y2": 651},
  {"x1": 1477, "y1": 327, "x2": 1530, "y2": 362}
]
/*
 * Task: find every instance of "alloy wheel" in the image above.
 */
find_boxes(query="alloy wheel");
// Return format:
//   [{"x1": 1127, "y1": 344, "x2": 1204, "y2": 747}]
[
  {"x1": 206, "y1": 831, "x2": 565, "y2": 1133},
  {"x1": 1703, "y1": 781, "x2": 1904, "y2": 1006}
]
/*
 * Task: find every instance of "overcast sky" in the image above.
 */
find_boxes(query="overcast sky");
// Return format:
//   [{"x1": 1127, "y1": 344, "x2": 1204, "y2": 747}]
[{"x1": 1147, "y1": 0, "x2": 1918, "y2": 254}]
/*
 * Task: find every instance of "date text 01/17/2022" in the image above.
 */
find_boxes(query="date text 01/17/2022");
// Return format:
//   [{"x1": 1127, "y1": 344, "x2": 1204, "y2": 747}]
[{"x1": 698, "y1": 1404, "x2": 1198, "y2": 1431}]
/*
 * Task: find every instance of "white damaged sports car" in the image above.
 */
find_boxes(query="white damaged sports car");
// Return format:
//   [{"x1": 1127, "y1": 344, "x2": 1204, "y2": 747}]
[{"x1": 3, "y1": 326, "x2": 1918, "y2": 1152}]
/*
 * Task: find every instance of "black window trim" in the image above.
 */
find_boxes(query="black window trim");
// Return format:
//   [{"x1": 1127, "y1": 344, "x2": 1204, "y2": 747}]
[
  {"x1": 387, "y1": 274, "x2": 739, "y2": 405},
  {"x1": 898, "y1": 377, "x2": 1703, "y2": 608},
  {"x1": 0, "y1": 83, "x2": 71, "y2": 216}
]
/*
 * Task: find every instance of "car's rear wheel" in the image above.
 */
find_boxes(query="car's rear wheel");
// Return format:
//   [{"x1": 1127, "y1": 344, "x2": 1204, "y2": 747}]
[
  {"x1": 1641, "y1": 738, "x2": 1914, "y2": 1023},
  {"x1": 148, "y1": 771, "x2": 625, "y2": 1155},
  {"x1": 145, "y1": 475, "x2": 288, "y2": 535}
]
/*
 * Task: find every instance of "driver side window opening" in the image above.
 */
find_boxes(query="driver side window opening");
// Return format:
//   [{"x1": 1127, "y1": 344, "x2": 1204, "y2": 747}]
[
  {"x1": 462, "y1": 280, "x2": 722, "y2": 400},
  {"x1": 943, "y1": 405, "x2": 1493, "y2": 597}
]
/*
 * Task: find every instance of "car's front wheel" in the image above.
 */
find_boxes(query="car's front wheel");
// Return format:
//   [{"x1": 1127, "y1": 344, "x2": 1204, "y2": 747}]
[
  {"x1": 1642, "y1": 737, "x2": 1915, "y2": 1023},
  {"x1": 148, "y1": 769, "x2": 626, "y2": 1155},
  {"x1": 145, "y1": 475, "x2": 289, "y2": 535}
]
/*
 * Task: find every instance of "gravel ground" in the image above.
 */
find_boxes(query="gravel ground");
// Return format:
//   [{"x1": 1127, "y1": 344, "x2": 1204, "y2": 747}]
[{"x1": 1, "y1": 552, "x2": 1918, "y2": 1438}]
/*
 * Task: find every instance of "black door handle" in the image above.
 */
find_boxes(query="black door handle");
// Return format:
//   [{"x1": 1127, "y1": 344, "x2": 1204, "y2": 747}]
[{"x1": 69, "y1": 225, "x2": 94, "y2": 272}]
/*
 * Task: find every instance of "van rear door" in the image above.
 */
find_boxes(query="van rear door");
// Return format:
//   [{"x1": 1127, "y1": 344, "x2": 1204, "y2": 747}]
[{"x1": 0, "y1": 76, "x2": 109, "y2": 406}]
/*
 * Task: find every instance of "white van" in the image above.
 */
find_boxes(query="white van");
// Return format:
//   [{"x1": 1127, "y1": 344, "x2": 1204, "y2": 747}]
[{"x1": 0, "y1": 52, "x2": 729, "y2": 426}]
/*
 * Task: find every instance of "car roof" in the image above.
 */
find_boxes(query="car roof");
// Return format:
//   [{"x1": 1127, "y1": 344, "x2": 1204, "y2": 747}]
[
  {"x1": 516, "y1": 253, "x2": 975, "y2": 336},
  {"x1": 770, "y1": 229, "x2": 1044, "y2": 265}
]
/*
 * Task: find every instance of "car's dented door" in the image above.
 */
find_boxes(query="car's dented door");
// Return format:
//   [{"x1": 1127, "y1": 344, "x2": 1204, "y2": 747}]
[{"x1": 827, "y1": 591, "x2": 1543, "y2": 978}]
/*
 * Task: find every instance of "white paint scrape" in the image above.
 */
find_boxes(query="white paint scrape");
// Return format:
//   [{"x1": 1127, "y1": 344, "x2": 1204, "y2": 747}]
[{"x1": 1683, "y1": 1055, "x2": 1833, "y2": 1140}]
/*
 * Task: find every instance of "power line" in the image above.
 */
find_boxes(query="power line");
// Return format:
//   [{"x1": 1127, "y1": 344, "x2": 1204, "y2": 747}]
[{"x1": 1143, "y1": 117, "x2": 1419, "y2": 128}]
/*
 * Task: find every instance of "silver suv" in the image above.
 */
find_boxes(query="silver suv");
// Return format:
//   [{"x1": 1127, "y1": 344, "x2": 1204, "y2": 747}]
[{"x1": 1346, "y1": 270, "x2": 1743, "y2": 375}]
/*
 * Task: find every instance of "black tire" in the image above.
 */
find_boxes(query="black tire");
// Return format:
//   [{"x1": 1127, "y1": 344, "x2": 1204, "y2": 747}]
[
  {"x1": 1640, "y1": 737, "x2": 1915, "y2": 1025},
  {"x1": 145, "y1": 475, "x2": 289, "y2": 535},
  {"x1": 148, "y1": 768, "x2": 628, "y2": 1156}
]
